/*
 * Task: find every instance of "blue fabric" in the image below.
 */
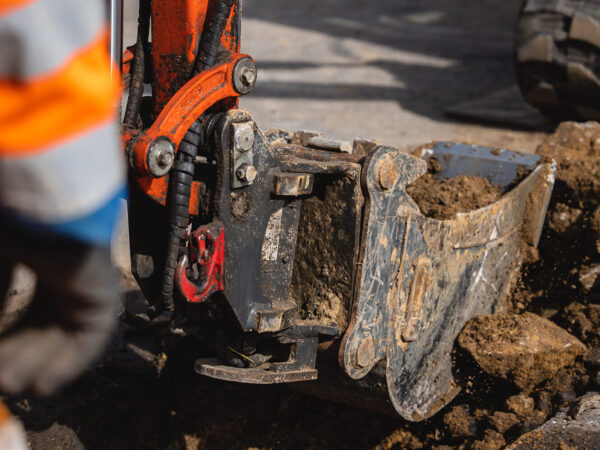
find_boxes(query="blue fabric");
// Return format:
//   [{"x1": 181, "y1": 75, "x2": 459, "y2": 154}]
[{"x1": 0, "y1": 186, "x2": 128, "y2": 246}]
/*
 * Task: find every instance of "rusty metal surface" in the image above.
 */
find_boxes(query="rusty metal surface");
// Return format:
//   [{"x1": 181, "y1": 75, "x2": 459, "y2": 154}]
[
  {"x1": 213, "y1": 110, "x2": 301, "y2": 332},
  {"x1": 195, "y1": 358, "x2": 318, "y2": 384},
  {"x1": 273, "y1": 173, "x2": 314, "y2": 196},
  {"x1": 340, "y1": 143, "x2": 555, "y2": 421}
]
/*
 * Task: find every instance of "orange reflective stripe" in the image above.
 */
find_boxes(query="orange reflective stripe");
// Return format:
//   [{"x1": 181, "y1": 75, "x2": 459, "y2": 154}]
[
  {"x1": 0, "y1": 399, "x2": 10, "y2": 425},
  {"x1": 0, "y1": 30, "x2": 119, "y2": 155},
  {"x1": 0, "y1": 0, "x2": 35, "y2": 15}
]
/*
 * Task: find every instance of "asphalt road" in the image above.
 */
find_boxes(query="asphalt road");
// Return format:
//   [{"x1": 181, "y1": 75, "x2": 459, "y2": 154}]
[{"x1": 123, "y1": 0, "x2": 548, "y2": 152}]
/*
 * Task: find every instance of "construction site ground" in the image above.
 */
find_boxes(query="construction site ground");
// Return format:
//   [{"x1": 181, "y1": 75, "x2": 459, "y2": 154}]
[{"x1": 10, "y1": 0, "x2": 600, "y2": 448}]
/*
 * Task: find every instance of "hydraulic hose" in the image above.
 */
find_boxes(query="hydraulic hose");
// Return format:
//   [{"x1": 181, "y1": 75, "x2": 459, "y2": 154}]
[
  {"x1": 160, "y1": 0, "x2": 236, "y2": 311},
  {"x1": 160, "y1": 120, "x2": 202, "y2": 311},
  {"x1": 193, "y1": 0, "x2": 235, "y2": 75},
  {"x1": 123, "y1": 0, "x2": 151, "y2": 129}
]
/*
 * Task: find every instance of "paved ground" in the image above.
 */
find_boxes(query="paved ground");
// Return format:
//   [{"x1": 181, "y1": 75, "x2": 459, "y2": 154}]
[{"x1": 124, "y1": 0, "x2": 548, "y2": 152}]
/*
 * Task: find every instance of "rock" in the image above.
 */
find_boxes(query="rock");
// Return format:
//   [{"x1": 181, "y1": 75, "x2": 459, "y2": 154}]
[
  {"x1": 576, "y1": 374, "x2": 591, "y2": 392},
  {"x1": 585, "y1": 347, "x2": 600, "y2": 370},
  {"x1": 442, "y1": 405, "x2": 476, "y2": 438},
  {"x1": 561, "y1": 302, "x2": 600, "y2": 345},
  {"x1": 534, "y1": 391, "x2": 553, "y2": 415},
  {"x1": 508, "y1": 396, "x2": 600, "y2": 449},
  {"x1": 579, "y1": 265, "x2": 600, "y2": 292},
  {"x1": 489, "y1": 411, "x2": 519, "y2": 433},
  {"x1": 569, "y1": 392, "x2": 600, "y2": 419},
  {"x1": 519, "y1": 409, "x2": 547, "y2": 434},
  {"x1": 27, "y1": 422, "x2": 85, "y2": 450},
  {"x1": 554, "y1": 390, "x2": 577, "y2": 405},
  {"x1": 471, "y1": 429, "x2": 505, "y2": 450},
  {"x1": 458, "y1": 312, "x2": 587, "y2": 389},
  {"x1": 548, "y1": 202, "x2": 582, "y2": 234},
  {"x1": 506, "y1": 394, "x2": 535, "y2": 417}
]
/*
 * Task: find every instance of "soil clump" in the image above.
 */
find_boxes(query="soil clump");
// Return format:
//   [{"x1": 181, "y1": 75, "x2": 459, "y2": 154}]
[
  {"x1": 457, "y1": 312, "x2": 586, "y2": 389},
  {"x1": 406, "y1": 157, "x2": 502, "y2": 220}
]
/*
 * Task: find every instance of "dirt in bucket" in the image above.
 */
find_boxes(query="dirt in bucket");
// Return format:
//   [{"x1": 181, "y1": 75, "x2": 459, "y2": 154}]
[{"x1": 406, "y1": 155, "x2": 502, "y2": 220}]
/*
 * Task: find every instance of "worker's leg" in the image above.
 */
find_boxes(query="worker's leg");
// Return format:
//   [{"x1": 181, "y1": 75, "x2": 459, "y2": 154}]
[{"x1": 0, "y1": 231, "x2": 119, "y2": 396}]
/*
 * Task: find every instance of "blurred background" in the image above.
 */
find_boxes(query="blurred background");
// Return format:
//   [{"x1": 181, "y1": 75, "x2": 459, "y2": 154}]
[{"x1": 124, "y1": 0, "x2": 547, "y2": 153}]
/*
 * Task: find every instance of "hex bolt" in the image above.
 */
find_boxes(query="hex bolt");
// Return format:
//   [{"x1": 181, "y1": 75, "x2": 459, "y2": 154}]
[
  {"x1": 355, "y1": 336, "x2": 376, "y2": 369},
  {"x1": 240, "y1": 67, "x2": 256, "y2": 87},
  {"x1": 147, "y1": 138, "x2": 175, "y2": 178},
  {"x1": 233, "y1": 122, "x2": 255, "y2": 153},
  {"x1": 236, "y1": 164, "x2": 258, "y2": 182},
  {"x1": 376, "y1": 157, "x2": 398, "y2": 190},
  {"x1": 157, "y1": 149, "x2": 174, "y2": 168},
  {"x1": 233, "y1": 57, "x2": 258, "y2": 94}
]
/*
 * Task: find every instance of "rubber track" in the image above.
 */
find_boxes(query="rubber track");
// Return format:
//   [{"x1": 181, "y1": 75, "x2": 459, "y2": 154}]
[{"x1": 515, "y1": 0, "x2": 600, "y2": 120}]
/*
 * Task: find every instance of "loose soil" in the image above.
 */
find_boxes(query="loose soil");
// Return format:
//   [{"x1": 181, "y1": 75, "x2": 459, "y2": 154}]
[
  {"x1": 406, "y1": 157, "x2": 502, "y2": 220},
  {"x1": 9, "y1": 122, "x2": 600, "y2": 449},
  {"x1": 290, "y1": 176, "x2": 358, "y2": 329}
]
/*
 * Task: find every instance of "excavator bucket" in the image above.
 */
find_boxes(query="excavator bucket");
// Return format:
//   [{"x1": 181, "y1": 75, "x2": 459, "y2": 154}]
[
  {"x1": 294, "y1": 141, "x2": 555, "y2": 420},
  {"x1": 121, "y1": 0, "x2": 555, "y2": 422},
  {"x1": 128, "y1": 110, "x2": 555, "y2": 421}
]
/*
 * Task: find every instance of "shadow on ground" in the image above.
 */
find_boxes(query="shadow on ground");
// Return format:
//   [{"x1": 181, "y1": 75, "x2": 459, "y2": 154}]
[{"x1": 243, "y1": 0, "x2": 526, "y2": 126}]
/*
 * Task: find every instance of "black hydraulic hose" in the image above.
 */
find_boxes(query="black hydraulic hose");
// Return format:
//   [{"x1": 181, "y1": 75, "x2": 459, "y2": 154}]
[
  {"x1": 160, "y1": 0, "x2": 235, "y2": 309},
  {"x1": 123, "y1": 0, "x2": 151, "y2": 129},
  {"x1": 193, "y1": 0, "x2": 235, "y2": 75},
  {"x1": 160, "y1": 0, "x2": 235, "y2": 311},
  {"x1": 160, "y1": 120, "x2": 202, "y2": 311}
]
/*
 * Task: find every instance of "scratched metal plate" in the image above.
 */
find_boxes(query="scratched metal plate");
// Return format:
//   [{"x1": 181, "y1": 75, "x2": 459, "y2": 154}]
[{"x1": 340, "y1": 143, "x2": 555, "y2": 421}]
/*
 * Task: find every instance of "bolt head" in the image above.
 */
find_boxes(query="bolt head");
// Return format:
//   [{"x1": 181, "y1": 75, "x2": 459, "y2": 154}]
[
  {"x1": 233, "y1": 57, "x2": 257, "y2": 94},
  {"x1": 355, "y1": 336, "x2": 376, "y2": 368},
  {"x1": 240, "y1": 67, "x2": 256, "y2": 86},
  {"x1": 233, "y1": 122, "x2": 255, "y2": 152},
  {"x1": 147, "y1": 138, "x2": 175, "y2": 178},
  {"x1": 376, "y1": 157, "x2": 398, "y2": 190},
  {"x1": 157, "y1": 149, "x2": 173, "y2": 167},
  {"x1": 236, "y1": 164, "x2": 258, "y2": 182}
]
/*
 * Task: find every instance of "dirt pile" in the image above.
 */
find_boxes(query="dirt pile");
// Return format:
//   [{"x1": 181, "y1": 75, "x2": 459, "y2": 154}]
[
  {"x1": 406, "y1": 167, "x2": 502, "y2": 220},
  {"x1": 458, "y1": 313, "x2": 586, "y2": 389},
  {"x1": 513, "y1": 122, "x2": 600, "y2": 330},
  {"x1": 508, "y1": 393, "x2": 600, "y2": 449},
  {"x1": 13, "y1": 123, "x2": 600, "y2": 449},
  {"x1": 439, "y1": 122, "x2": 600, "y2": 448}
]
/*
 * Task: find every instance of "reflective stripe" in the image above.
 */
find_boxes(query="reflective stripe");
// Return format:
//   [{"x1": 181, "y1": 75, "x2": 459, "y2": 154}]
[
  {"x1": 0, "y1": 31, "x2": 119, "y2": 154},
  {"x1": 0, "y1": 0, "x2": 105, "y2": 79},
  {"x1": 0, "y1": 120, "x2": 126, "y2": 222},
  {"x1": 0, "y1": 0, "x2": 35, "y2": 15}
]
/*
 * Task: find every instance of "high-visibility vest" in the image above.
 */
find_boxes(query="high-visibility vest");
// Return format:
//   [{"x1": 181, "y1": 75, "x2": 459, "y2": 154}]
[{"x1": 0, "y1": 0, "x2": 126, "y2": 244}]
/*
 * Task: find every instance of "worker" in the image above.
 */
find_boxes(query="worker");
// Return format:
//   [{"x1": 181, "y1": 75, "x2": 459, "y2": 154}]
[{"x1": 0, "y1": 0, "x2": 125, "y2": 446}]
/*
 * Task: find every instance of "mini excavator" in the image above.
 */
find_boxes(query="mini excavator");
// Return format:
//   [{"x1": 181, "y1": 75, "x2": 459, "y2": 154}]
[{"x1": 113, "y1": 0, "x2": 555, "y2": 420}]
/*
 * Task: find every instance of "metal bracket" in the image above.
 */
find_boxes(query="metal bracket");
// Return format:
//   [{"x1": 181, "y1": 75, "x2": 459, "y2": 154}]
[
  {"x1": 176, "y1": 225, "x2": 225, "y2": 303},
  {"x1": 339, "y1": 142, "x2": 556, "y2": 421},
  {"x1": 195, "y1": 322, "x2": 339, "y2": 384},
  {"x1": 231, "y1": 121, "x2": 256, "y2": 189}
]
